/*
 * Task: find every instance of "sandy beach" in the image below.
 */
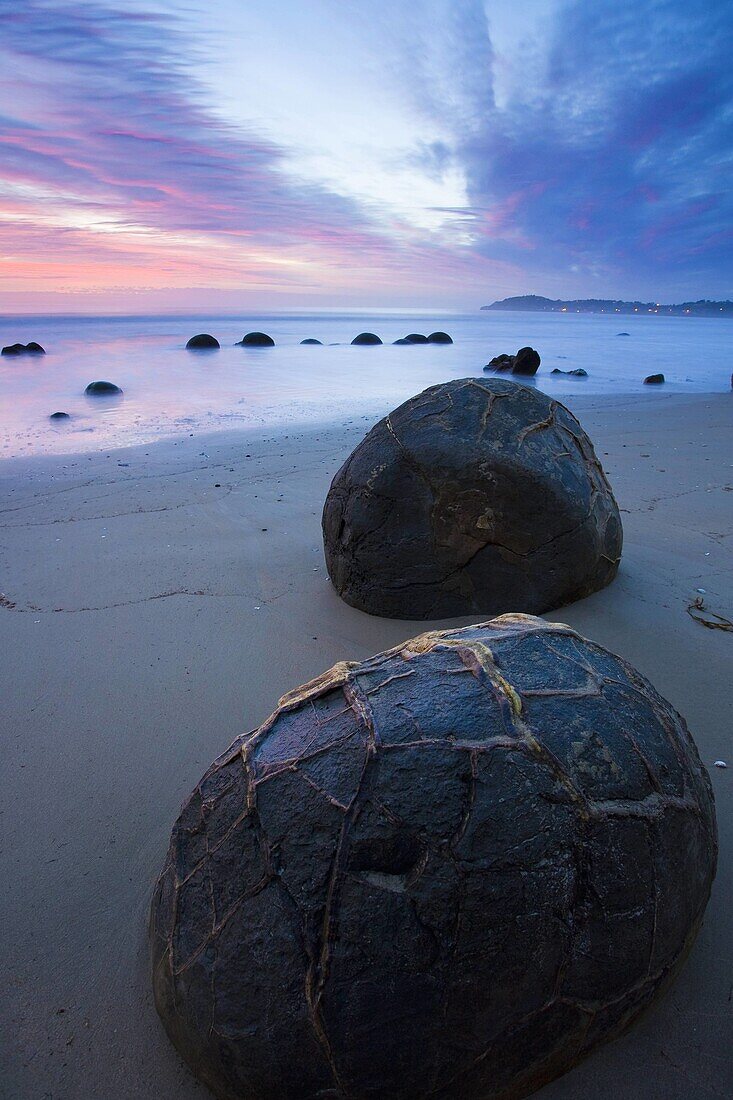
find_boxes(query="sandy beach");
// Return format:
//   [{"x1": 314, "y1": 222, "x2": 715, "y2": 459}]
[{"x1": 1, "y1": 390, "x2": 731, "y2": 1100}]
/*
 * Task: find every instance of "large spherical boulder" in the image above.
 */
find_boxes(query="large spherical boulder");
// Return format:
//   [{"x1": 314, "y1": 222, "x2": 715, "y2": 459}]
[
  {"x1": 301, "y1": 338, "x2": 323, "y2": 345},
  {"x1": 186, "y1": 333, "x2": 220, "y2": 349},
  {"x1": 150, "y1": 614, "x2": 716, "y2": 1100},
  {"x1": 352, "y1": 332, "x2": 382, "y2": 345},
  {"x1": 322, "y1": 378, "x2": 622, "y2": 619},
  {"x1": 426, "y1": 330, "x2": 453, "y2": 343},
  {"x1": 238, "y1": 332, "x2": 275, "y2": 347}
]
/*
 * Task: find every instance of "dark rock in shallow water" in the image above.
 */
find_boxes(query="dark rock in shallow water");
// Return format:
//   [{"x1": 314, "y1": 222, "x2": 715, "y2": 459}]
[
  {"x1": 322, "y1": 377, "x2": 622, "y2": 619},
  {"x1": 238, "y1": 331, "x2": 275, "y2": 347},
  {"x1": 300, "y1": 338, "x2": 322, "y2": 345},
  {"x1": 85, "y1": 380, "x2": 122, "y2": 395},
  {"x1": 352, "y1": 332, "x2": 382, "y2": 345},
  {"x1": 485, "y1": 352, "x2": 515, "y2": 372},
  {"x1": 185, "y1": 333, "x2": 219, "y2": 349},
  {"x1": 644, "y1": 373, "x2": 665, "y2": 384},
  {"x1": 551, "y1": 367, "x2": 588, "y2": 377},
  {"x1": 486, "y1": 348, "x2": 541, "y2": 375},
  {"x1": 2, "y1": 341, "x2": 45, "y2": 355},
  {"x1": 49, "y1": 411, "x2": 70, "y2": 420},
  {"x1": 393, "y1": 338, "x2": 410, "y2": 345},
  {"x1": 511, "y1": 345, "x2": 541, "y2": 375},
  {"x1": 404, "y1": 333, "x2": 428, "y2": 343},
  {"x1": 426, "y1": 330, "x2": 453, "y2": 343},
  {"x1": 617, "y1": 332, "x2": 630, "y2": 336},
  {"x1": 150, "y1": 613, "x2": 716, "y2": 1100}
]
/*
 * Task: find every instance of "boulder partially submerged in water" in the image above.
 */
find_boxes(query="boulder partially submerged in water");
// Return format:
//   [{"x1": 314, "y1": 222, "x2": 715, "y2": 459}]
[
  {"x1": 150, "y1": 613, "x2": 716, "y2": 1100},
  {"x1": 49, "y1": 411, "x2": 70, "y2": 420},
  {"x1": 552, "y1": 368, "x2": 588, "y2": 377},
  {"x1": 644, "y1": 373, "x2": 665, "y2": 384},
  {"x1": 301, "y1": 338, "x2": 322, "y2": 345},
  {"x1": 485, "y1": 347, "x2": 540, "y2": 376},
  {"x1": 85, "y1": 380, "x2": 122, "y2": 395},
  {"x1": 186, "y1": 334, "x2": 219, "y2": 349},
  {"x1": 2, "y1": 341, "x2": 45, "y2": 356},
  {"x1": 485, "y1": 352, "x2": 515, "y2": 372},
  {"x1": 237, "y1": 332, "x2": 275, "y2": 347},
  {"x1": 512, "y1": 346, "x2": 541, "y2": 375},
  {"x1": 323, "y1": 377, "x2": 622, "y2": 619},
  {"x1": 426, "y1": 330, "x2": 452, "y2": 343},
  {"x1": 352, "y1": 332, "x2": 382, "y2": 345}
]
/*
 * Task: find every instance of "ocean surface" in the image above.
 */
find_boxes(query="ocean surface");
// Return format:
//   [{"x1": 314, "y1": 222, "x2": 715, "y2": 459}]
[{"x1": 1, "y1": 310, "x2": 731, "y2": 457}]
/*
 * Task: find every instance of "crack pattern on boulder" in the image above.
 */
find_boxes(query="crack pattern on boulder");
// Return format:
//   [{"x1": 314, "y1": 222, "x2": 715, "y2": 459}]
[
  {"x1": 322, "y1": 377, "x2": 623, "y2": 619},
  {"x1": 150, "y1": 614, "x2": 716, "y2": 1100}
]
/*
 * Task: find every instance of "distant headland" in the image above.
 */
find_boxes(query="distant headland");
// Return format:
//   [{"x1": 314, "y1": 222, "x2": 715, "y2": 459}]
[{"x1": 481, "y1": 295, "x2": 733, "y2": 317}]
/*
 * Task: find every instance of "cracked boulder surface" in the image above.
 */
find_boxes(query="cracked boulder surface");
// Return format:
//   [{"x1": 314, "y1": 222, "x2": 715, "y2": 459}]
[
  {"x1": 321, "y1": 378, "x2": 623, "y2": 619},
  {"x1": 150, "y1": 613, "x2": 716, "y2": 1100}
]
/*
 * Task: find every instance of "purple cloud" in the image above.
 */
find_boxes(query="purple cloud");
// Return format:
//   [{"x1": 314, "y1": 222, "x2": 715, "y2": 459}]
[
  {"x1": 453, "y1": 0, "x2": 733, "y2": 294},
  {"x1": 0, "y1": 0, "x2": 449, "y2": 296}
]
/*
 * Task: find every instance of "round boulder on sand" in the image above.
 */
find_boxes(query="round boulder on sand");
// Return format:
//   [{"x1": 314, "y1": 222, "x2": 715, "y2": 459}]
[
  {"x1": 150, "y1": 613, "x2": 716, "y2": 1100},
  {"x1": 352, "y1": 332, "x2": 382, "y2": 345},
  {"x1": 49, "y1": 411, "x2": 70, "y2": 420},
  {"x1": 186, "y1": 334, "x2": 219, "y2": 349},
  {"x1": 322, "y1": 377, "x2": 622, "y2": 618},
  {"x1": 84, "y1": 380, "x2": 122, "y2": 395},
  {"x1": 238, "y1": 332, "x2": 275, "y2": 347}
]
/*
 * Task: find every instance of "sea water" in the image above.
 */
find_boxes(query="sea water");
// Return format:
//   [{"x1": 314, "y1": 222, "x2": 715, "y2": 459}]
[{"x1": 1, "y1": 310, "x2": 731, "y2": 457}]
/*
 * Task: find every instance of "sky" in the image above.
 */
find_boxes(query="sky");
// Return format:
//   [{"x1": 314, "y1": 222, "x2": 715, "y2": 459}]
[{"x1": 0, "y1": 0, "x2": 731, "y2": 312}]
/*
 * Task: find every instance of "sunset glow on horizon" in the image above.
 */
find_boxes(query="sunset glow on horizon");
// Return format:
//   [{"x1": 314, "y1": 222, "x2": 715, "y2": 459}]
[{"x1": 1, "y1": 0, "x2": 731, "y2": 313}]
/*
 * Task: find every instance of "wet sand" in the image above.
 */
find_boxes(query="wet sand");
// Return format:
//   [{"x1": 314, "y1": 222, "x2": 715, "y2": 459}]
[{"x1": 1, "y1": 392, "x2": 731, "y2": 1099}]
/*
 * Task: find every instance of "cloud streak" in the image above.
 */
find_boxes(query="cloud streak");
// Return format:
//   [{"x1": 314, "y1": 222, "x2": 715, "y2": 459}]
[
  {"x1": 444, "y1": 0, "x2": 733, "y2": 294},
  {"x1": 0, "y1": 0, "x2": 730, "y2": 307},
  {"x1": 0, "y1": 1, "x2": 462, "y2": 300}
]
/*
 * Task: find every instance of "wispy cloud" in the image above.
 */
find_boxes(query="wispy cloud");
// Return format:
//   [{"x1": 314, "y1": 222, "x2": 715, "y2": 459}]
[
  {"x1": 0, "y1": 0, "x2": 730, "y2": 308},
  {"x1": 440, "y1": 0, "x2": 733, "y2": 294},
  {"x1": 0, "y1": 1, "x2": 464, "y2": 300}
]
